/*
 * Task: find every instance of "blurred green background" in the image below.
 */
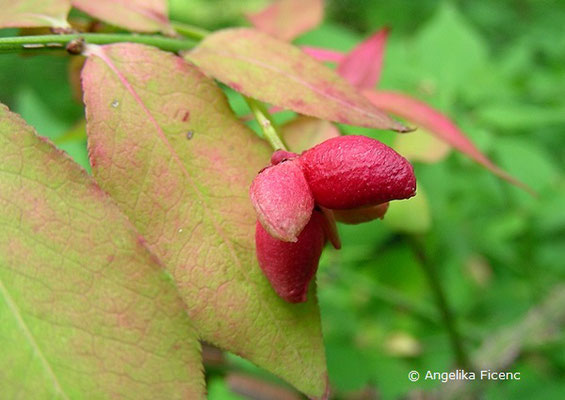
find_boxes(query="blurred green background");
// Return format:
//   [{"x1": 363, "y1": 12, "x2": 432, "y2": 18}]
[{"x1": 1, "y1": 0, "x2": 564, "y2": 399}]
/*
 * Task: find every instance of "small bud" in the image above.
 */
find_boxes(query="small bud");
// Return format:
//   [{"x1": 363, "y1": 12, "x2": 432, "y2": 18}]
[
  {"x1": 332, "y1": 202, "x2": 389, "y2": 225},
  {"x1": 255, "y1": 211, "x2": 326, "y2": 303},
  {"x1": 270, "y1": 150, "x2": 298, "y2": 165},
  {"x1": 299, "y1": 135, "x2": 416, "y2": 209},
  {"x1": 250, "y1": 159, "x2": 314, "y2": 242}
]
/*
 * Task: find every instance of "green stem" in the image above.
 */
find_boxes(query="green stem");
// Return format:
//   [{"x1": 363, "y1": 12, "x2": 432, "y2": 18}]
[
  {"x1": 170, "y1": 21, "x2": 210, "y2": 40},
  {"x1": 0, "y1": 33, "x2": 197, "y2": 54},
  {"x1": 244, "y1": 97, "x2": 287, "y2": 151},
  {"x1": 408, "y1": 234, "x2": 472, "y2": 370}
]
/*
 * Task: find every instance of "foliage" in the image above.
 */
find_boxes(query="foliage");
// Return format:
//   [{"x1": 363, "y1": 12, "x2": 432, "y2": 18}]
[{"x1": 0, "y1": 0, "x2": 564, "y2": 399}]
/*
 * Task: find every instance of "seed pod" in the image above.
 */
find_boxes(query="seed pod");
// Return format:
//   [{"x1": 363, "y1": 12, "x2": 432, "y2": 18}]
[
  {"x1": 332, "y1": 202, "x2": 389, "y2": 225},
  {"x1": 299, "y1": 135, "x2": 416, "y2": 209},
  {"x1": 255, "y1": 211, "x2": 326, "y2": 303},
  {"x1": 250, "y1": 159, "x2": 314, "y2": 242}
]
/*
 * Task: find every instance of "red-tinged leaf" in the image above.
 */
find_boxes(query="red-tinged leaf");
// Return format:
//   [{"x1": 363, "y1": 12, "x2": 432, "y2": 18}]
[
  {"x1": 82, "y1": 43, "x2": 327, "y2": 397},
  {"x1": 246, "y1": 0, "x2": 324, "y2": 41},
  {"x1": 185, "y1": 28, "x2": 409, "y2": 132},
  {"x1": 337, "y1": 28, "x2": 389, "y2": 90},
  {"x1": 301, "y1": 46, "x2": 345, "y2": 63},
  {"x1": 281, "y1": 115, "x2": 341, "y2": 153},
  {"x1": 363, "y1": 90, "x2": 535, "y2": 194},
  {"x1": 71, "y1": 0, "x2": 172, "y2": 33},
  {"x1": 0, "y1": 104, "x2": 204, "y2": 399},
  {"x1": 0, "y1": 0, "x2": 70, "y2": 28}
]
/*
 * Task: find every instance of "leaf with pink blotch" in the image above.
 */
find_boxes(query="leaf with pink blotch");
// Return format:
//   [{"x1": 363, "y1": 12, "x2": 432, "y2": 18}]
[
  {"x1": 81, "y1": 43, "x2": 328, "y2": 398},
  {"x1": 71, "y1": 0, "x2": 173, "y2": 33},
  {"x1": 0, "y1": 0, "x2": 70, "y2": 28},
  {"x1": 0, "y1": 104, "x2": 205, "y2": 399},
  {"x1": 185, "y1": 28, "x2": 409, "y2": 132}
]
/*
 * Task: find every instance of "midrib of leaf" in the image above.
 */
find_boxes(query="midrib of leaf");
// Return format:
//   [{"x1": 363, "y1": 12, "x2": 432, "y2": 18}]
[
  {"x1": 90, "y1": 46, "x2": 306, "y2": 371},
  {"x1": 191, "y1": 44, "x2": 404, "y2": 130},
  {"x1": 0, "y1": 278, "x2": 70, "y2": 400}
]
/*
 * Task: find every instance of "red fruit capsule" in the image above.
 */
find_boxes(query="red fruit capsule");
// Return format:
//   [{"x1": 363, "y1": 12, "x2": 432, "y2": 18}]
[
  {"x1": 250, "y1": 159, "x2": 314, "y2": 242},
  {"x1": 299, "y1": 135, "x2": 416, "y2": 209},
  {"x1": 255, "y1": 211, "x2": 326, "y2": 303}
]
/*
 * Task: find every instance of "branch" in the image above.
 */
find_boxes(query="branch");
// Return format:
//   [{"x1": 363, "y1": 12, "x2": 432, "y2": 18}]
[{"x1": 0, "y1": 33, "x2": 197, "y2": 54}]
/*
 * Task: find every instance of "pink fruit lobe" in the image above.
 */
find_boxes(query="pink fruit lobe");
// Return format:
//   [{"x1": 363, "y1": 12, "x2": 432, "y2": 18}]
[
  {"x1": 250, "y1": 159, "x2": 314, "y2": 242},
  {"x1": 299, "y1": 135, "x2": 416, "y2": 209},
  {"x1": 255, "y1": 211, "x2": 326, "y2": 303}
]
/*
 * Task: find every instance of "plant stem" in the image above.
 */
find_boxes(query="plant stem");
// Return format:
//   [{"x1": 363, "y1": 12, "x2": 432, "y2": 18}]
[
  {"x1": 408, "y1": 234, "x2": 472, "y2": 370},
  {"x1": 170, "y1": 21, "x2": 210, "y2": 40},
  {"x1": 244, "y1": 96, "x2": 287, "y2": 151},
  {"x1": 0, "y1": 33, "x2": 197, "y2": 54}
]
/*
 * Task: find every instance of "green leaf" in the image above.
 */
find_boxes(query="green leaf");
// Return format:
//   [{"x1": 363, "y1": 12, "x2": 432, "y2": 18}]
[
  {"x1": 185, "y1": 28, "x2": 409, "y2": 132},
  {"x1": 413, "y1": 2, "x2": 487, "y2": 101},
  {"x1": 0, "y1": 104, "x2": 204, "y2": 399},
  {"x1": 384, "y1": 186, "x2": 431, "y2": 234},
  {"x1": 81, "y1": 43, "x2": 327, "y2": 397},
  {"x1": 71, "y1": 0, "x2": 173, "y2": 34},
  {"x1": 393, "y1": 128, "x2": 451, "y2": 164},
  {"x1": 0, "y1": 0, "x2": 70, "y2": 28}
]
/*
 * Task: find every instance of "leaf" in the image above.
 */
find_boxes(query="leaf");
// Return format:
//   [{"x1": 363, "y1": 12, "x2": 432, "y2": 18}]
[
  {"x1": 301, "y1": 46, "x2": 345, "y2": 63},
  {"x1": 0, "y1": 0, "x2": 70, "y2": 28},
  {"x1": 71, "y1": 0, "x2": 173, "y2": 34},
  {"x1": 81, "y1": 43, "x2": 327, "y2": 397},
  {"x1": 393, "y1": 128, "x2": 451, "y2": 164},
  {"x1": 383, "y1": 188, "x2": 431, "y2": 234},
  {"x1": 246, "y1": 0, "x2": 324, "y2": 41},
  {"x1": 0, "y1": 105, "x2": 204, "y2": 399},
  {"x1": 337, "y1": 28, "x2": 389, "y2": 90},
  {"x1": 413, "y1": 2, "x2": 487, "y2": 94},
  {"x1": 281, "y1": 115, "x2": 340, "y2": 153},
  {"x1": 363, "y1": 90, "x2": 534, "y2": 194},
  {"x1": 185, "y1": 28, "x2": 409, "y2": 132}
]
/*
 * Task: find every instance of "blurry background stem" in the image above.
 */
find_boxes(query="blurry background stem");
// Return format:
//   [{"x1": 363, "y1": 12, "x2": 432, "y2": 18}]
[{"x1": 408, "y1": 234, "x2": 472, "y2": 370}]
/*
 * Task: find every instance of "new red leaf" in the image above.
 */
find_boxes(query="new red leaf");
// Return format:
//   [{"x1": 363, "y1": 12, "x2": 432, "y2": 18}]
[
  {"x1": 301, "y1": 46, "x2": 345, "y2": 63},
  {"x1": 185, "y1": 28, "x2": 409, "y2": 132},
  {"x1": 246, "y1": 0, "x2": 324, "y2": 41},
  {"x1": 364, "y1": 90, "x2": 533, "y2": 194},
  {"x1": 337, "y1": 28, "x2": 389, "y2": 90}
]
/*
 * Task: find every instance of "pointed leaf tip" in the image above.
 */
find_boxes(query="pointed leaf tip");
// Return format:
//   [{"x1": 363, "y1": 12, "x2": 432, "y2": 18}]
[
  {"x1": 338, "y1": 27, "x2": 390, "y2": 90},
  {"x1": 363, "y1": 90, "x2": 536, "y2": 195}
]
